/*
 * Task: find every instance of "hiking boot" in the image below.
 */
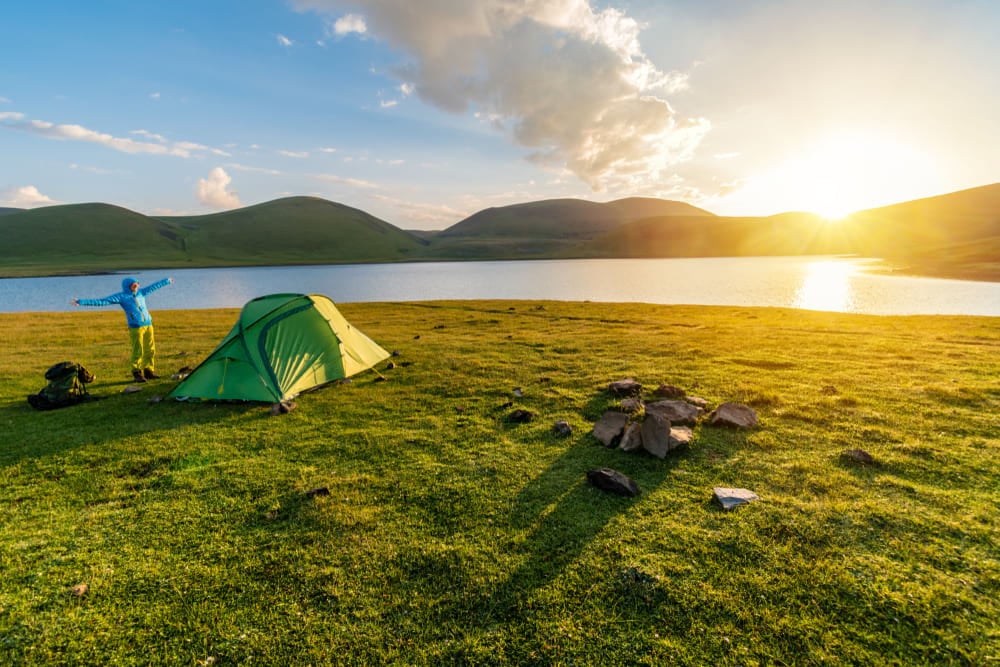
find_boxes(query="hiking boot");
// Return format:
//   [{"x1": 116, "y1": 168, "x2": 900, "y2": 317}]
[
  {"x1": 132, "y1": 370, "x2": 147, "y2": 383},
  {"x1": 143, "y1": 369, "x2": 160, "y2": 380}
]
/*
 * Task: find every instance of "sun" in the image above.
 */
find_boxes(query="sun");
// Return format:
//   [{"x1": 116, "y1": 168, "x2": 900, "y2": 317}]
[{"x1": 717, "y1": 130, "x2": 939, "y2": 219}]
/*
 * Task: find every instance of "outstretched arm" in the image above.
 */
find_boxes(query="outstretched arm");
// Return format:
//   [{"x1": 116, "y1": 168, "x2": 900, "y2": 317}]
[
  {"x1": 74, "y1": 293, "x2": 124, "y2": 307},
  {"x1": 139, "y1": 277, "x2": 173, "y2": 296}
]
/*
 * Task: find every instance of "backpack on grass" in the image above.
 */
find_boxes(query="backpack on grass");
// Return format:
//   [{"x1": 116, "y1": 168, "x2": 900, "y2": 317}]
[{"x1": 27, "y1": 361, "x2": 97, "y2": 411}]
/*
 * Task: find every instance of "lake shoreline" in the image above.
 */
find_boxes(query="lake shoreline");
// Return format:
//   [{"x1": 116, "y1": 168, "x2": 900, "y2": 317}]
[{"x1": 2, "y1": 254, "x2": 998, "y2": 284}]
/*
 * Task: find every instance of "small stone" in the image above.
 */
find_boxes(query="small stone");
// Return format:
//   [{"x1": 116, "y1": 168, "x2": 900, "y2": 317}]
[
  {"x1": 713, "y1": 487, "x2": 759, "y2": 510},
  {"x1": 147, "y1": 396, "x2": 163, "y2": 404},
  {"x1": 645, "y1": 400, "x2": 703, "y2": 425},
  {"x1": 391, "y1": 350, "x2": 401, "y2": 357},
  {"x1": 685, "y1": 396, "x2": 709, "y2": 409},
  {"x1": 640, "y1": 412, "x2": 673, "y2": 459},
  {"x1": 587, "y1": 468, "x2": 640, "y2": 497},
  {"x1": 652, "y1": 384, "x2": 686, "y2": 399},
  {"x1": 513, "y1": 387, "x2": 524, "y2": 397},
  {"x1": 841, "y1": 448, "x2": 876, "y2": 465},
  {"x1": 708, "y1": 403, "x2": 758, "y2": 429},
  {"x1": 553, "y1": 420, "x2": 573, "y2": 436},
  {"x1": 305, "y1": 486, "x2": 330, "y2": 498},
  {"x1": 608, "y1": 378, "x2": 643, "y2": 397},
  {"x1": 619, "y1": 397, "x2": 643, "y2": 413},
  {"x1": 508, "y1": 409, "x2": 534, "y2": 423},
  {"x1": 270, "y1": 400, "x2": 297, "y2": 415},
  {"x1": 70, "y1": 583, "x2": 88, "y2": 597},
  {"x1": 386, "y1": 361, "x2": 396, "y2": 370},
  {"x1": 619, "y1": 423, "x2": 643, "y2": 452},
  {"x1": 593, "y1": 411, "x2": 629, "y2": 447},
  {"x1": 123, "y1": 385, "x2": 143, "y2": 394}
]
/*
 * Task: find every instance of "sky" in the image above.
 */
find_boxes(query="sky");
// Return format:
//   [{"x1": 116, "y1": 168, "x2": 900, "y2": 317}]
[{"x1": 1, "y1": 0, "x2": 998, "y2": 230}]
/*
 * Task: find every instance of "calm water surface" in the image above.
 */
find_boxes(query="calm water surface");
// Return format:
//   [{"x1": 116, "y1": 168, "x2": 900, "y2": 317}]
[{"x1": 1, "y1": 257, "x2": 997, "y2": 316}]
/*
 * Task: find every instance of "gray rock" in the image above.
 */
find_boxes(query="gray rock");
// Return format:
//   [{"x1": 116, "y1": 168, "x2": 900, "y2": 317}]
[
  {"x1": 652, "y1": 384, "x2": 686, "y2": 399},
  {"x1": 669, "y1": 426, "x2": 694, "y2": 447},
  {"x1": 685, "y1": 396, "x2": 709, "y2": 409},
  {"x1": 593, "y1": 411, "x2": 629, "y2": 447},
  {"x1": 645, "y1": 399, "x2": 703, "y2": 425},
  {"x1": 713, "y1": 487, "x2": 759, "y2": 510},
  {"x1": 619, "y1": 423, "x2": 644, "y2": 452},
  {"x1": 619, "y1": 397, "x2": 643, "y2": 413},
  {"x1": 640, "y1": 412, "x2": 674, "y2": 459},
  {"x1": 841, "y1": 448, "x2": 875, "y2": 465},
  {"x1": 270, "y1": 400, "x2": 297, "y2": 415},
  {"x1": 508, "y1": 409, "x2": 534, "y2": 423},
  {"x1": 708, "y1": 403, "x2": 758, "y2": 428},
  {"x1": 587, "y1": 468, "x2": 640, "y2": 497},
  {"x1": 123, "y1": 385, "x2": 143, "y2": 394},
  {"x1": 608, "y1": 378, "x2": 643, "y2": 397},
  {"x1": 553, "y1": 420, "x2": 573, "y2": 437}
]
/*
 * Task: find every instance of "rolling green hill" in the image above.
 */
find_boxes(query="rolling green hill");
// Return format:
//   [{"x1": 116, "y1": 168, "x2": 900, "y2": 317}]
[
  {"x1": 569, "y1": 184, "x2": 1000, "y2": 280},
  {"x1": 426, "y1": 196, "x2": 713, "y2": 259},
  {"x1": 158, "y1": 196, "x2": 428, "y2": 265},
  {"x1": 1, "y1": 185, "x2": 997, "y2": 280},
  {"x1": 0, "y1": 197, "x2": 428, "y2": 277},
  {"x1": 0, "y1": 207, "x2": 23, "y2": 216},
  {"x1": 0, "y1": 203, "x2": 188, "y2": 275}
]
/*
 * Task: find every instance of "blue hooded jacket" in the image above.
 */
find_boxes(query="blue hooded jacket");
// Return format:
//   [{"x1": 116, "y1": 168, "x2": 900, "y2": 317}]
[{"x1": 77, "y1": 277, "x2": 172, "y2": 328}]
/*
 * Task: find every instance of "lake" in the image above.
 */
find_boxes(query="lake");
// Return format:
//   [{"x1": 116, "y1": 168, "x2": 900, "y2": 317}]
[{"x1": 1, "y1": 257, "x2": 998, "y2": 316}]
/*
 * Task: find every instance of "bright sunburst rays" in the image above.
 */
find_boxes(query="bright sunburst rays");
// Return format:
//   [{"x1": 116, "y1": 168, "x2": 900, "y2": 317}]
[
  {"x1": 723, "y1": 130, "x2": 939, "y2": 219},
  {"x1": 793, "y1": 260, "x2": 858, "y2": 312}
]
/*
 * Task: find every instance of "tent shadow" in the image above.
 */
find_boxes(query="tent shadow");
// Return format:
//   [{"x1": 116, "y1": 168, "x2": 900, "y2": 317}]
[{"x1": 0, "y1": 389, "x2": 257, "y2": 468}]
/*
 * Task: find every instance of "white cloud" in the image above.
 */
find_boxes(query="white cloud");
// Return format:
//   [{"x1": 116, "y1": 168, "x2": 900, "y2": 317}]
[
  {"x1": 70, "y1": 163, "x2": 116, "y2": 175},
  {"x1": 373, "y1": 194, "x2": 466, "y2": 226},
  {"x1": 278, "y1": 149, "x2": 310, "y2": 158},
  {"x1": 150, "y1": 92, "x2": 161, "y2": 100},
  {"x1": 132, "y1": 129, "x2": 168, "y2": 143},
  {"x1": 2, "y1": 114, "x2": 231, "y2": 158},
  {"x1": 226, "y1": 162, "x2": 282, "y2": 175},
  {"x1": 293, "y1": 0, "x2": 709, "y2": 192},
  {"x1": 0, "y1": 97, "x2": 11, "y2": 104},
  {"x1": 197, "y1": 167, "x2": 241, "y2": 209},
  {"x1": 310, "y1": 173, "x2": 379, "y2": 189},
  {"x1": 379, "y1": 99, "x2": 398, "y2": 108},
  {"x1": 333, "y1": 13, "x2": 367, "y2": 35},
  {"x1": 1, "y1": 185, "x2": 57, "y2": 208},
  {"x1": 317, "y1": 146, "x2": 338, "y2": 153},
  {"x1": 277, "y1": 34, "x2": 293, "y2": 47}
]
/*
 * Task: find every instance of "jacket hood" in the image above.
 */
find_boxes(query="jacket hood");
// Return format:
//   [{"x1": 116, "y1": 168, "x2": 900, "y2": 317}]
[{"x1": 121, "y1": 277, "x2": 138, "y2": 291}]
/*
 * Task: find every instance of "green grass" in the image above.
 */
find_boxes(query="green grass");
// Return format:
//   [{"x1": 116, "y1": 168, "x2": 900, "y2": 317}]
[{"x1": 2, "y1": 302, "x2": 998, "y2": 665}]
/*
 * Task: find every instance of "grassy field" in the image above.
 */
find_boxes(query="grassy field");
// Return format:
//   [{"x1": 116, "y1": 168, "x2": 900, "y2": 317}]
[{"x1": 1, "y1": 302, "x2": 998, "y2": 665}]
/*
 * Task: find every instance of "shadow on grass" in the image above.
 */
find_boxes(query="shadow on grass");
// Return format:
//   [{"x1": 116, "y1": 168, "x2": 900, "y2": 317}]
[{"x1": 0, "y1": 384, "x2": 261, "y2": 467}]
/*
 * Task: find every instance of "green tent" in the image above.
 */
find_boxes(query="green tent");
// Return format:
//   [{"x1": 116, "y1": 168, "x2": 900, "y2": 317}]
[{"x1": 168, "y1": 293, "x2": 390, "y2": 402}]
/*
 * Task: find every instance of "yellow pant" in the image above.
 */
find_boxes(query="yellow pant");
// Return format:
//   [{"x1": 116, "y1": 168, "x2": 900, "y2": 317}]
[{"x1": 128, "y1": 325, "x2": 156, "y2": 373}]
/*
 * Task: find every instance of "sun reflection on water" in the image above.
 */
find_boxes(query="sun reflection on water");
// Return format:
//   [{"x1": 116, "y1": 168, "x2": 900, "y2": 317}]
[{"x1": 793, "y1": 260, "x2": 857, "y2": 312}]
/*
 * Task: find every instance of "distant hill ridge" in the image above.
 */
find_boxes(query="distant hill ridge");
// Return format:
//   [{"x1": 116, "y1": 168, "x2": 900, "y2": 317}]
[{"x1": 0, "y1": 184, "x2": 997, "y2": 280}]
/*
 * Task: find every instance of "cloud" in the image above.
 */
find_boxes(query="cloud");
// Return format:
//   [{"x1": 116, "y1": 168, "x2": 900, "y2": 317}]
[
  {"x1": 70, "y1": 163, "x2": 116, "y2": 175},
  {"x1": 293, "y1": 0, "x2": 708, "y2": 192},
  {"x1": 226, "y1": 162, "x2": 282, "y2": 175},
  {"x1": 333, "y1": 13, "x2": 367, "y2": 35},
  {"x1": 372, "y1": 194, "x2": 467, "y2": 226},
  {"x1": 278, "y1": 149, "x2": 310, "y2": 158},
  {"x1": 310, "y1": 173, "x2": 379, "y2": 189},
  {"x1": 277, "y1": 34, "x2": 293, "y2": 46},
  {"x1": 150, "y1": 92, "x2": 161, "y2": 100},
  {"x1": 197, "y1": 167, "x2": 241, "y2": 209},
  {"x1": 2, "y1": 114, "x2": 230, "y2": 158},
  {"x1": 0, "y1": 185, "x2": 57, "y2": 208},
  {"x1": 0, "y1": 96, "x2": 11, "y2": 104},
  {"x1": 379, "y1": 99, "x2": 398, "y2": 108}
]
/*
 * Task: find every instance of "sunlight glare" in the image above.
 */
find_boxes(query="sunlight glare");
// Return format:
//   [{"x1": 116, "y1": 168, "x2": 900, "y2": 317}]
[
  {"x1": 793, "y1": 260, "x2": 857, "y2": 312},
  {"x1": 715, "y1": 130, "x2": 938, "y2": 218}
]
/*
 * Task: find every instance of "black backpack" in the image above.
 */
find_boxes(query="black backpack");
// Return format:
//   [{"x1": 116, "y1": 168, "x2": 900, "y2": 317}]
[{"x1": 27, "y1": 361, "x2": 97, "y2": 411}]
